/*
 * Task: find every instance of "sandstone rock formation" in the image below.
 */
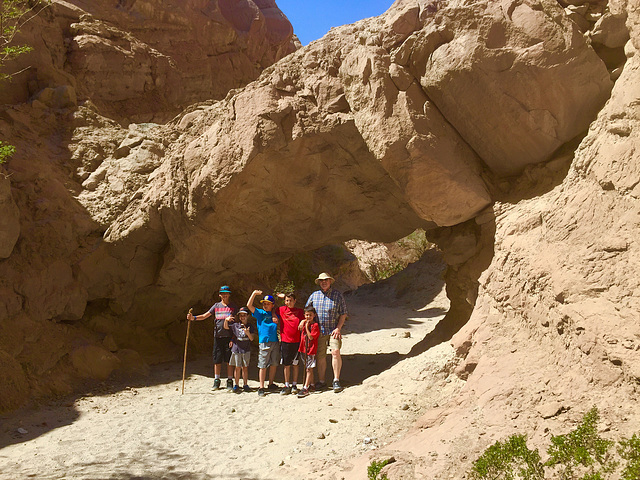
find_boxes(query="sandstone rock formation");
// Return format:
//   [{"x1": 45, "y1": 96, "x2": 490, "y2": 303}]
[
  {"x1": 1, "y1": 0, "x2": 296, "y2": 123},
  {"x1": 0, "y1": 5, "x2": 637, "y2": 479}
]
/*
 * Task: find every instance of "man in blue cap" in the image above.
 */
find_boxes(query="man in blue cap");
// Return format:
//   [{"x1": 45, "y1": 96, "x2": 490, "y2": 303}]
[
  {"x1": 247, "y1": 289, "x2": 280, "y2": 396},
  {"x1": 187, "y1": 285, "x2": 237, "y2": 390}
]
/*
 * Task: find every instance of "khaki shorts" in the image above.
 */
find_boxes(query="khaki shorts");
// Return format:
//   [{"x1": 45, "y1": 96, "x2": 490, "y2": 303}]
[
  {"x1": 258, "y1": 342, "x2": 280, "y2": 369},
  {"x1": 316, "y1": 334, "x2": 342, "y2": 360}
]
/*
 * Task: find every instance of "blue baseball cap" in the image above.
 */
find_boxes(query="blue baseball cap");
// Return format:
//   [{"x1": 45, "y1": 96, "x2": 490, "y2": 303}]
[
  {"x1": 260, "y1": 294, "x2": 275, "y2": 304},
  {"x1": 219, "y1": 286, "x2": 231, "y2": 294}
]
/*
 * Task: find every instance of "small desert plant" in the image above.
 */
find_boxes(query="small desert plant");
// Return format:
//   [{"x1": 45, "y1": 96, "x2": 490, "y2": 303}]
[
  {"x1": 368, "y1": 259, "x2": 405, "y2": 282},
  {"x1": 545, "y1": 406, "x2": 617, "y2": 480},
  {"x1": 618, "y1": 433, "x2": 640, "y2": 480},
  {"x1": 0, "y1": 140, "x2": 15, "y2": 164},
  {"x1": 273, "y1": 280, "x2": 296, "y2": 296},
  {"x1": 469, "y1": 433, "x2": 544, "y2": 480},
  {"x1": 367, "y1": 458, "x2": 391, "y2": 480},
  {"x1": 395, "y1": 228, "x2": 432, "y2": 258}
]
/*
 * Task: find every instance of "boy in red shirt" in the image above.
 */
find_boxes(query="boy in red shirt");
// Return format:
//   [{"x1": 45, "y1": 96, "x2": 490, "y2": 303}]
[
  {"x1": 276, "y1": 293, "x2": 305, "y2": 395},
  {"x1": 297, "y1": 306, "x2": 321, "y2": 398}
]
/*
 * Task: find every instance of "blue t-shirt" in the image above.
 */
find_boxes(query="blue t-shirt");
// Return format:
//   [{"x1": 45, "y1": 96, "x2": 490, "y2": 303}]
[{"x1": 253, "y1": 308, "x2": 279, "y2": 343}]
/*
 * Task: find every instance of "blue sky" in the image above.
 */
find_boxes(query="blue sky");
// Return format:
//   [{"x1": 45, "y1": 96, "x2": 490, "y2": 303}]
[{"x1": 276, "y1": 0, "x2": 395, "y2": 46}]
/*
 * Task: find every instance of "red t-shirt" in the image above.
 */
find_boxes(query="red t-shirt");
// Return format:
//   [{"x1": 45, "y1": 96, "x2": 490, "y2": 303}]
[
  {"x1": 298, "y1": 322, "x2": 320, "y2": 355},
  {"x1": 277, "y1": 306, "x2": 304, "y2": 343}
]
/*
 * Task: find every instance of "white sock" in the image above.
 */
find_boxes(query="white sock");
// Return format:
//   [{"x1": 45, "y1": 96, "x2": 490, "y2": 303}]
[{"x1": 215, "y1": 375, "x2": 220, "y2": 379}]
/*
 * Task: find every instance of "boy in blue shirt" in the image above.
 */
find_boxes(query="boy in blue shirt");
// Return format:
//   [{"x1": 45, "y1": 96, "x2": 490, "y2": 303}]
[{"x1": 247, "y1": 289, "x2": 280, "y2": 396}]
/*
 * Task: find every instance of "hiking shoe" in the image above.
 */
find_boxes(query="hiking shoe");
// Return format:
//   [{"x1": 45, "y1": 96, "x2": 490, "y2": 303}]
[
  {"x1": 233, "y1": 385, "x2": 240, "y2": 394},
  {"x1": 314, "y1": 381, "x2": 326, "y2": 391},
  {"x1": 280, "y1": 386, "x2": 292, "y2": 395},
  {"x1": 212, "y1": 378, "x2": 221, "y2": 390},
  {"x1": 291, "y1": 385, "x2": 299, "y2": 395},
  {"x1": 243, "y1": 385, "x2": 251, "y2": 393},
  {"x1": 297, "y1": 388, "x2": 310, "y2": 398},
  {"x1": 268, "y1": 383, "x2": 279, "y2": 391},
  {"x1": 333, "y1": 380, "x2": 343, "y2": 393},
  {"x1": 258, "y1": 388, "x2": 266, "y2": 397},
  {"x1": 226, "y1": 378, "x2": 234, "y2": 390}
]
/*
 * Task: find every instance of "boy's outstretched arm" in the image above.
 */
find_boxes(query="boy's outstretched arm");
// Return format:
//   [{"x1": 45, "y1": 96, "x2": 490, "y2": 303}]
[
  {"x1": 187, "y1": 310, "x2": 213, "y2": 322},
  {"x1": 246, "y1": 289, "x2": 262, "y2": 313}
]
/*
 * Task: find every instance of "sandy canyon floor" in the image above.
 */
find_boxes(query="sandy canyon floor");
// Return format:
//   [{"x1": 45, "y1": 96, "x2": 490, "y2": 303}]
[{"x1": 0, "y1": 273, "x2": 461, "y2": 480}]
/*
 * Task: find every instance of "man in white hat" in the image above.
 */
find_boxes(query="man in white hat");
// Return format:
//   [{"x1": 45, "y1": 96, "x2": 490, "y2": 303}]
[{"x1": 305, "y1": 272, "x2": 347, "y2": 392}]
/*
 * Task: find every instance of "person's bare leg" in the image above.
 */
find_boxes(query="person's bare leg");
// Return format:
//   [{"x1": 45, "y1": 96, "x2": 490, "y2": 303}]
[
  {"x1": 268, "y1": 364, "x2": 277, "y2": 385},
  {"x1": 234, "y1": 367, "x2": 240, "y2": 386},
  {"x1": 283, "y1": 365, "x2": 291, "y2": 385},
  {"x1": 226, "y1": 363, "x2": 234, "y2": 379},
  {"x1": 259, "y1": 368, "x2": 266, "y2": 388},
  {"x1": 331, "y1": 349, "x2": 342, "y2": 381},
  {"x1": 317, "y1": 355, "x2": 327, "y2": 384},
  {"x1": 292, "y1": 364, "x2": 299, "y2": 385},
  {"x1": 242, "y1": 366, "x2": 249, "y2": 386},
  {"x1": 214, "y1": 363, "x2": 221, "y2": 376}
]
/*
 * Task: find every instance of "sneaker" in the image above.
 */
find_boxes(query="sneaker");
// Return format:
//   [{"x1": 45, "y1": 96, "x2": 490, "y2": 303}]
[
  {"x1": 268, "y1": 383, "x2": 279, "y2": 391},
  {"x1": 280, "y1": 386, "x2": 292, "y2": 395},
  {"x1": 297, "y1": 388, "x2": 310, "y2": 398},
  {"x1": 226, "y1": 378, "x2": 234, "y2": 390},
  {"x1": 233, "y1": 385, "x2": 240, "y2": 394},
  {"x1": 212, "y1": 378, "x2": 221, "y2": 390},
  {"x1": 258, "y1": 388, "x2": 266, "y2": 397},
  {"x1": 243, "y1": 385, "x2": 251, "y2": 393},
  {"x1": 291, "y1": 385, "x2": 299, "y2": 395},
  {"x1": 333, "y1": 380, "x2": 343, "y2": 393},
  {"x1": 314, "y1": 381, "x2": 326, "y2": 391}
]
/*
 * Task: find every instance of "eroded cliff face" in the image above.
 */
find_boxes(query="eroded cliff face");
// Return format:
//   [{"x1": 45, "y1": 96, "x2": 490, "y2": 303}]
[
  {"x1": 0, "y1": 0, "x2": 296, "y2": 124},
  {"x1": 353, "y1": 2, "x2": 639, "y2": 478},
  {"x1": 0, "y1": 5, "x2": 636, "y2": 474}
]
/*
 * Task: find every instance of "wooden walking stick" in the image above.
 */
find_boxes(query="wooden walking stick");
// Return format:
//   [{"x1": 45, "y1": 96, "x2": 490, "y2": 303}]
[{"x1": 182, "y1": 308, "x2": 193, "y2": 395}]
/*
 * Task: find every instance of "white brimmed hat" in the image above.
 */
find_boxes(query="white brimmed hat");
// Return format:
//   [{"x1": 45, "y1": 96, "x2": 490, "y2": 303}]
[{"x1": 314, "y1": 272, "x2": 335, "y2": 285}]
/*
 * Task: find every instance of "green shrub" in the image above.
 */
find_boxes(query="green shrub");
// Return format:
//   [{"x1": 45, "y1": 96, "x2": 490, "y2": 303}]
[
  {"x1": 0, "y1": 141, "x2": 15, "y2": 164},
  {"x1": 618, "y1": 433, "x2": 640, "y2": 480},
  {"x1": 368, "y1": 259, "x2": 405, "y2": 282},
  {"x1": 367, "y1": 459, "x2": 391, "y2": 480},
  {"x1": 468, "y1": 408, "x2": 639, "y2": 480},
  {"x1": 545, "y1": 406, "x2": 616, "y2": 480},
  {"x1": 469, "y1": 434, "x2": 544, "y2": 480},
  {"x1": 273, "y1": 280, "x2": 295, "y2": 296}
]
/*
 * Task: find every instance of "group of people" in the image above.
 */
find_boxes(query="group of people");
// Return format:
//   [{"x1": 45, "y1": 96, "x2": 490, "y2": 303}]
[{"x1": 186, "y1": 272, "x2": 348, "y2": 398}]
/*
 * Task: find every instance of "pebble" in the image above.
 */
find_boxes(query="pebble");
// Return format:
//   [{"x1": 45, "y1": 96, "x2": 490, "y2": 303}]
[
  {"x1": 306, "y1": 441, "x2": 314, "y2": 447},
  {"x1": 279, "y1": 460, "x2": 284, "y2": 466},
  {"x1": 318, "y1": 433, "x2": 326, "y2": 439},
  {"x1": 17, "y1": 428, "x2": 28, "y2": 434},
  {"x1": 231, "y1": 408, "x2": 236, "y2": 413},
  {"x1": 363, "y1": 437, "x2": 372, "y2": 444},
  {"x1": 329, "y1": 418, "x2": 338, "y2": 423},
  {"x1": 403, "y1": 331, "x2": 411, "y2": 338},
  {"x1": 350, "y1": 407, "x2": 357, "y2": 411},
  {"x1": 401, "y1": 404, "x2": 410, "y2": 411}
]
